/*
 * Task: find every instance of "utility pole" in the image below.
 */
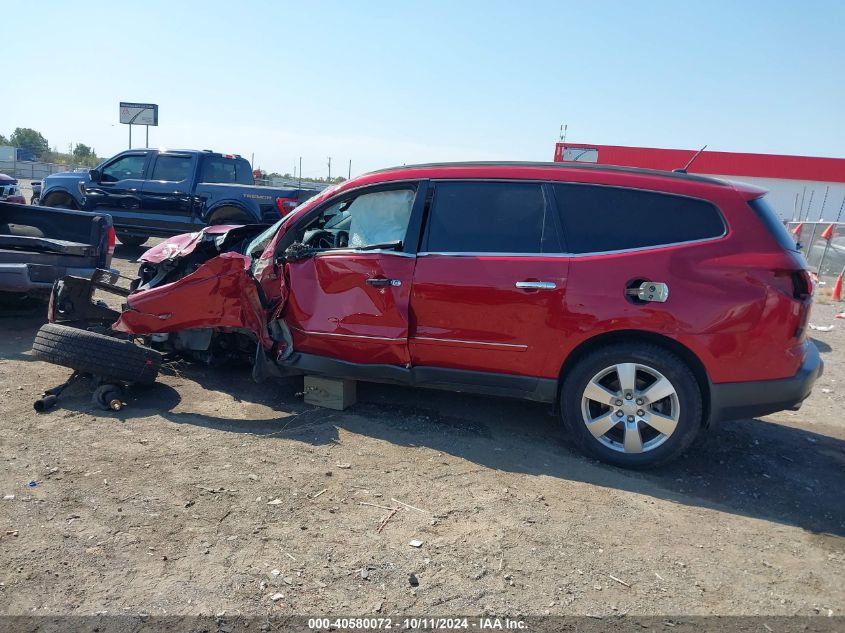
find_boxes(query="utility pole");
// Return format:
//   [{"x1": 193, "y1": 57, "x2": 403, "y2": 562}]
[
  {"x1": 327, "y1": 156, "x2": 332, "y2": 181},
  {"x1": 348, "y1": 159, "x2": 351, "y2": 179},
  {"x1": 298, "y1": 156, "x2": 302, "y2": 189}
]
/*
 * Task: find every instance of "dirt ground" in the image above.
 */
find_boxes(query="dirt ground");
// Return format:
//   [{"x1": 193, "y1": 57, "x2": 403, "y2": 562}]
[{"x1": 0, "y1": 242, "x2": 843, "y2": 618}]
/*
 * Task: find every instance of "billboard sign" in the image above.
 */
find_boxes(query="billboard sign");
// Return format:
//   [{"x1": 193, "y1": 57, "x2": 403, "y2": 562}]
[{"x1": 119, "y1": 102, "x2": 159, "y2": 126}]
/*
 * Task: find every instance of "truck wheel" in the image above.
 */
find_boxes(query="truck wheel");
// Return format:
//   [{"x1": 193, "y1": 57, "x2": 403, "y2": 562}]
[
  {"x1": 116, "y1": 233, "x2": 148, "y2": 248},
  {"x1": 42, "y1": 194, "x2": 77, "y2": 210},
  {"x1": 560, "y1": 343, "x2": 702, "y2": 469},
  {"x1": 209, "y1": 207, "x2": 251, "y2": 225},
  {"x1": 32, "y1": 323, "x2": 161, "y2": 385}
]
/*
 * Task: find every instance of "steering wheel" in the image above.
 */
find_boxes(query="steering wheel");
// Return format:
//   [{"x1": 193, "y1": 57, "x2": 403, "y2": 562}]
[{"x1": 314, "y1": 231, "x2": 336, "y2": 249}]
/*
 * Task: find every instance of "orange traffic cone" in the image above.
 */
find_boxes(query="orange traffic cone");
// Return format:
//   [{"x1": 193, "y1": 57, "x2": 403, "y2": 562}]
[
  {"x1": 821, "y1": 223, "x2": 835, "y2": 241},
  {"x1": 834, "y1": 272, "x2": 844, "y2": 302}
]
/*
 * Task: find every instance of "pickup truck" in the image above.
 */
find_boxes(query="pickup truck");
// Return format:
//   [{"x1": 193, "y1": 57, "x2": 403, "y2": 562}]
[
  {"x1": 39, "y1": 149, "x2": 318, "y2": 247},
  {"x1": 0, "y1": 200, "x2": 117, "y2": 300}
]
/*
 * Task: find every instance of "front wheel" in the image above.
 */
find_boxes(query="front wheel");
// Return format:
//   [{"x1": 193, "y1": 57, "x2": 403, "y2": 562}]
[
  {"x1": 560, "y1": 343, "x2": 703, "y2": 468},
  {"x1": 116, "y1": 233, "x2": 148, "y2": 248}
]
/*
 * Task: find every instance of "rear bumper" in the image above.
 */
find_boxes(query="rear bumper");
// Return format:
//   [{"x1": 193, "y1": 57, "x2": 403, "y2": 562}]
[
  {"x1": 0, "y1": 264, "x2": 118, "y2": 294},
  {"x1": 709, "y1": 340, "x2": 823, "y2": 423}
]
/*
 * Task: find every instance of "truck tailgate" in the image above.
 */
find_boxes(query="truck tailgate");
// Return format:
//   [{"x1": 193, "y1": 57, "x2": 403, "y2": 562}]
[{"x1": 0, "y1": 201, "x2": 114, "y2": 294}]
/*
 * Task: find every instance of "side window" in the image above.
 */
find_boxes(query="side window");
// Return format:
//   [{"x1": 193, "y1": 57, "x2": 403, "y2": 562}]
[
  {"x1": 299, "y1": 188, "x2": 416, "y2": 250},
  {"x1": 235, "y1": 159, "x2": 255, "y2": 185},
  {"x1": 424, "y1": 181, "x2": 558, "y2": 253},
  {"x1": 552, "y1": 184, "x2": 725, "y2": 253},
  {"x1": 151, "y1": 155, "x2": 193, "y2": 182},
  {"x1": 200, "y1": 157, "x2": 238, "y2": 183},
  {"x1": 101, "y1": 155, "x2": 146, "y2": 183}
]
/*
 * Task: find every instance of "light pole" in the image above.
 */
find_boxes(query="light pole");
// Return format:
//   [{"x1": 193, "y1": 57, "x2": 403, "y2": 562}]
[{"x1": 327, "y1": 156, "x2": 332, "y2": 181}]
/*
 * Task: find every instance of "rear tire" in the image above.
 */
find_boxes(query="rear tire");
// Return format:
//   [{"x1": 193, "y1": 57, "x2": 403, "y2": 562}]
[
  {"x1": 116, "y1": 233, "x2": 148, "y2": 248},
  {"x1": 208, "y1": 207, "x2": 251, "y2": 225},
  {"x1": 32, "y1": 323, "x2": 161, "y2": 384},
  {"x1": 560, "y1": 343, "x2": 702, "y2": 469}
]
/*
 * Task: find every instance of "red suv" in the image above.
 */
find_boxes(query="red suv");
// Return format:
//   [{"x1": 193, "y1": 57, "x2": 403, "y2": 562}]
[{"x1": 38, "y1": 162, "x2": 821, "y2": 467}]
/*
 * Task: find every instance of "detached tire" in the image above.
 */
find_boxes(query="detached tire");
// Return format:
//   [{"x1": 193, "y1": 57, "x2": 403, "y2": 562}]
[
  {"x1": 560, "y1": 343, "x2": 703, "y2": 469},
  {"x1": 32, "y1": 323, "x2": 161, "y2": 384}
]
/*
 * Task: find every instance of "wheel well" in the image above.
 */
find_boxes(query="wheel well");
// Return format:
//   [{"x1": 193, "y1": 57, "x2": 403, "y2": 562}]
[
  {"x1": 42, "y1": 191, "x2": 78, "y2": 209},
  {"x1": 208, "y1": 205, "x2": 252, "y2": 224},
  {"x1": 557, "y1": 330, "x2": 712, "y2": 426}
]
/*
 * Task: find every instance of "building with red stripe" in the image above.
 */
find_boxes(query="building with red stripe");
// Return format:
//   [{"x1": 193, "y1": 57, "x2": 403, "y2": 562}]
[{"x1": 554, "y1": 143, "x2": 845, "y2": 221}]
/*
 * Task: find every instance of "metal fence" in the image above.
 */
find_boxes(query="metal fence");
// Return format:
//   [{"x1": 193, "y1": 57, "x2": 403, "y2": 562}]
[
  {"x1": 0, "y1": 159, "x2": 86, "y2": 181},
  {"x1": 786, "y1": 221, "x2": 845, "y2": 279}
]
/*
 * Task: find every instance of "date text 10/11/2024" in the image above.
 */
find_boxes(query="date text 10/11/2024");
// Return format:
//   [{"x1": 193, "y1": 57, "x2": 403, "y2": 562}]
[{"x1": 307, "y1": 617, "x2": 527, "y2": 630}]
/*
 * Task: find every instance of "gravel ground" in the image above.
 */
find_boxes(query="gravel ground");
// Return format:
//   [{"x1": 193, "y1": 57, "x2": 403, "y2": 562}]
[{"x1": 0, "y1": 243, "x2": 842, "y2": 617}]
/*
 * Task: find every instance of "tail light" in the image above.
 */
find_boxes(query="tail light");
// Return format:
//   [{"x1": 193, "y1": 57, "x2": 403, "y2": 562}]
[
  {"x1": 771, "y1": 269, "x2": 813, "y2": 301},
  {"x1": 107, "y1": 225, "x2": 116, "y2": 258},
  {"x1": 275, "y1": 197, "x2": 298, "y2": 215},
  {"x1": 792, "y1": 270, "x2": 813, "y2": 300}
]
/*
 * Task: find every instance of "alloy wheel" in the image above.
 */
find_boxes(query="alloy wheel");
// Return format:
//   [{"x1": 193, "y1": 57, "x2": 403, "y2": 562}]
[{"x1": 579, "y1": 362, "x2": 680, "y2": 454}]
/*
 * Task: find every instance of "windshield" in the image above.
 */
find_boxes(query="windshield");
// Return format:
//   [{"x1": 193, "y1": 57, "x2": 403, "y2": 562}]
[{"x1": 245, "y1": 215, "x2": 290, "y2": 263}]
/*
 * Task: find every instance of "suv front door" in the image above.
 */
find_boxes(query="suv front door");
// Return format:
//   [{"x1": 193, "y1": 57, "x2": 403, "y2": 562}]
[
  {"x1": 281, "y1": 183, "x2": 426, "y2": 367},
  {"x1": 410, "y1": 180, "x2": 570, "y2": 383}
]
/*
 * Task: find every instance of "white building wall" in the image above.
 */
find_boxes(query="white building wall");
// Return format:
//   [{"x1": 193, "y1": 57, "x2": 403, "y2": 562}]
[{"x1": 703, "y1": 174, "x2": 845, "y2": 221}]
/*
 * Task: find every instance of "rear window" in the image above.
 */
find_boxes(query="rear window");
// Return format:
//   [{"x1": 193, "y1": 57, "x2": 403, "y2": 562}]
[
  {"x1": 749, "y1": 196, "x2": 799, "y2": 252},
  {"x1": 200, "y1": 156, "x2": 254, "y2": 185},
  {"x1": 552, "y1": 184, "x2": 725, "y2": 253}
]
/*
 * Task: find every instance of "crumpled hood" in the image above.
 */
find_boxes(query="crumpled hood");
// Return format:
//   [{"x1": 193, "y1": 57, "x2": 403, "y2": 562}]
[{"x1": 141, "y1": 225, "x2": 245, "y2": 264}]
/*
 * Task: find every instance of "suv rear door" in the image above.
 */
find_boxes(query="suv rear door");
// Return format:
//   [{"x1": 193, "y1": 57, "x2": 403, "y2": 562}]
[
  {"x1": 139, "y1": 152, "x2": 199, "y2": 232},
  {"x1": 410, "y1": 180, "x2": 570, "y2": 382}
]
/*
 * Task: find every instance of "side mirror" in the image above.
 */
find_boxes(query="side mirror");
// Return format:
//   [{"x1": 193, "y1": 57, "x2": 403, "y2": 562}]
[{"x1": 89, "y1": 169, "x2": 101, "y2": 183}]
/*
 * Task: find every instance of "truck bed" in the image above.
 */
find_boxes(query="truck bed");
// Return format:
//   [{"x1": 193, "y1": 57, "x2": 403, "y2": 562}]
[{"x1": 0, "y1": 202, "x2": 116, "y2": 297}]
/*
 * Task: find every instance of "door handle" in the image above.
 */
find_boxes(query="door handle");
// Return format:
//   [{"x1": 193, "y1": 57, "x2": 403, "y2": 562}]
[
  {"x1": 515, "y1": 281, "x2": 556, "y2": 290},
  {"x1": 366, "y1": 278, "x2": 402, "y2": 287}
]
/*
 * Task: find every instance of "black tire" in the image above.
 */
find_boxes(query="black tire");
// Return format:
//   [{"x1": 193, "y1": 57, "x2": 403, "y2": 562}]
[
  {"x1": 116, "y1": 233, "x2": 148, "y2": 248},
  {"x1": 209, "y1": 207, "x2": 251, "y2": 225},
  {"x1": 42, "y1": 195, "x2": 76, "y2": 210},
  {"x1": 32, "y1": 323, "x2": 161, "y2": 385},
  {"x1": 560, "y1": 343, "x2": 702, "y2": 469}
]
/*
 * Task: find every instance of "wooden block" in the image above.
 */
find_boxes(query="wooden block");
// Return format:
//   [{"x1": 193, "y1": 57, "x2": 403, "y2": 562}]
[{"x1": 303, "y1": 375, "x2": 357, "y2": 410}]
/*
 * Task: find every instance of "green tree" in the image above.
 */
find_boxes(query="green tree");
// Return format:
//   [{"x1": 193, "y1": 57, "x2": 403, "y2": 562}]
[
  {"x1": 0, "y1": 133, "x2": 8, "y2": 146},
  {"x1": 10, "y1": 128, "x2": 49, "y2": 158},
  {"x1": 73, "y1": 143, "x2": 93, "y2": 159}
]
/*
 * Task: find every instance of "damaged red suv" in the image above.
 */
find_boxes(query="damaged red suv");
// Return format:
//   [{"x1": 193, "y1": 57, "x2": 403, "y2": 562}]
[{"x1": 37, "y1": 162, "x2": 821, "y2": 468}]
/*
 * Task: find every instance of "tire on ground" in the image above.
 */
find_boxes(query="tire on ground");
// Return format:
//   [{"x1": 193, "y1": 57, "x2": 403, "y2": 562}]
[
  {"x1": 560, "y1": 342, "x2": 703, "y2": 469},
  {"x1": 32, "y1": 323, "x2": 161, "y2": 384}
]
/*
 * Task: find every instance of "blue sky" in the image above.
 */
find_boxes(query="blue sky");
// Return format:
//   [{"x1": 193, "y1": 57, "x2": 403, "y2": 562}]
[{"x1": 2, "y1": 0, "x2": 843, "y2": 177}]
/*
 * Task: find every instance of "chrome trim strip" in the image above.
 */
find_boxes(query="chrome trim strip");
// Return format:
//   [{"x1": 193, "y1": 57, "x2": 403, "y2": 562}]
[
  {"x1": 314, "y1": 249, "x2": 416, "y2": 258},
  {"x1": 515, "y1": 281, "x2": 556, "y2": 290},
  {"x1": 417, "y1": 234, "x2": 726, "y2": 258},
  {"x1": 412, "y1": 336, "x2": 528, "y2": 350},
  {"x1": 290, "y1": 326, "x2": 405, "y2": 342}
]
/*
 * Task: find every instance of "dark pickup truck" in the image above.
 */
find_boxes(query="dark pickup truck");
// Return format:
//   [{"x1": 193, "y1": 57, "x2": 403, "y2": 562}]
[
  {"x1": 0, "y1": 201, "x2": 117, "y2": 300},
  {"x1": 39, "y1": 149, "x2": 318, "y2": 247}
]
